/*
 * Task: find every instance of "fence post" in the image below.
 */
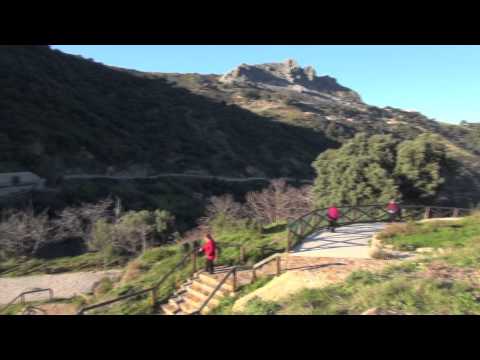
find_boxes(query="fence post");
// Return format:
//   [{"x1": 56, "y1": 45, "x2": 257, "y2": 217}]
[
  {"x1": 286, "y1": 229, "x2": 292, "y2": 252},
  {"x1": 251, "y1": 268, "x2": 257, "y2": 283},
  {"x1": 240, "y1": 246, "x2": 246, "y2": 264},
  {"x1": 452, "y1": 208, "x2": 459, "y2": 217},
  {"x1": 424, "y1": 207, "x2": 431, "y2": 219},
  {"x1": 192, "y1": 249, "x2": 197, "y2": 275},
  {"x1": 151, "y1": 287, "x2": 157, "y2": 311},
  {"x1": 276, "y1": 255, "x2": 281, "y2": 276},
  {"x1": 232, "y1": 268, "x2": 237, "y2": 293}
]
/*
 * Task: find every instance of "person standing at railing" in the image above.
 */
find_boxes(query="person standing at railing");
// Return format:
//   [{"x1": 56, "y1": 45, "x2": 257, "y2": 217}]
[
  {"x1": 327, "y1": 204, "x2": 340, "y2": 232},
  {"x1": 386, "y1": 200, "x2": 400, "y2": 223},
  {"x1": 199, "y1": 234, "x2": 217, "y2": 274}
]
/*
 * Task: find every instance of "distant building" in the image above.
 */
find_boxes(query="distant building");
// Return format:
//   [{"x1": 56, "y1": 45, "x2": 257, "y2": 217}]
[{"x1": 0, "y1": 171, "x2": 45, "y2": 197}]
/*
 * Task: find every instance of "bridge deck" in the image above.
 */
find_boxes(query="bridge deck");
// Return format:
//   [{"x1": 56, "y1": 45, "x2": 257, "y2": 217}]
[{"x1": 292, "y1": 222, "x2": 388, "y2": 258}]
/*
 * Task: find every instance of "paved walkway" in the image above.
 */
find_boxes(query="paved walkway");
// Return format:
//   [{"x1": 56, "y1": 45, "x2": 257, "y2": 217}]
[
  {"x1": 0, "y1": 270, "x2": 122, "y2": 305},
  {"x1": 292, "y1": 222, "x2": 388, "y2": 258}
]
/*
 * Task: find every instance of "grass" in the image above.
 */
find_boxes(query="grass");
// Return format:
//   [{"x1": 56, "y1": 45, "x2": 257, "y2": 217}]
[
  {"x1": 0, "y1": 252, "x2": 126, "y2": 277},
  {"x1": 86, "y1": 245, "x2": 193, "y2": 315},
  {"x1": 378, "y1": 215, "x2": 480, "y2": 251},
  {"x1": 213, "y1": 221, "x2": 288, "y2": 266},
  {"x1": 92, "y1": 222, "x2": 287, "y2": 315},
  {"x1": 234, "y1": 213, "x2": 480, "y2": 315},
  {"x1": 209, "y1": 276, "x2": 274, "y2": 315}
]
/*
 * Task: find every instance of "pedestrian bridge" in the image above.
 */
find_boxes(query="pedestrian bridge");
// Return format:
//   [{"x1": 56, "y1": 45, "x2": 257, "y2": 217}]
[{"x1": 286, "y1": 204, "x2": 472, "y2": 255}]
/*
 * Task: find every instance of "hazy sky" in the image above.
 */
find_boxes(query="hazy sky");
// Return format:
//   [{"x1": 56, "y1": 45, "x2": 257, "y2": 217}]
[{"x1": 52, "y1": 45, "x2": 480, "y2": 124}]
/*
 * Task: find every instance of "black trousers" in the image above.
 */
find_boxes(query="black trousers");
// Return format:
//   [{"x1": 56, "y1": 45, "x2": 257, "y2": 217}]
[
  {"x1": 388, "y1": 211, "x2": 399, "y2": 222},
  {"x1": 328, "y1": 218, "x2": 337, "y2": 232},
  {"x1": 205, "y1": 259, "x2": 214, "y2": 274}
]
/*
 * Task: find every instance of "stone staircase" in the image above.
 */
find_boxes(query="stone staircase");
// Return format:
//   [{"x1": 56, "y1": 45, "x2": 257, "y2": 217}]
[{"x1": 160, "y1": 265, "x2": 237, "y2": 315}]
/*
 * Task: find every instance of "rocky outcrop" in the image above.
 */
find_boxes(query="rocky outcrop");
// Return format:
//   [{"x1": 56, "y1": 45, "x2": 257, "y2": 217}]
[{"x1": 220, "y1": 59, "x2": 361, "y2": 102}]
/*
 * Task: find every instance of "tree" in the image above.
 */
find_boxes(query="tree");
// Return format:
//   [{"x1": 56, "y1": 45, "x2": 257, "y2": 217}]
[
  {"x1": 0, "y1": 208, "x2": 52, "y2": 257},
  {"x1": 154, "y1": 209, "x2": 175, "y2": 243},
  {"x1": 312, "y1": 134, "x2": 400, "y2": 208},
  {"x1": 395, "y1": 133, "x2": 448, "y2": 200},
  {"x1": 245, "y1": 179, "x2": 313, "y2": 224},
  {"x1": 200, "y1": 194, "x2": 244, "y2": 226}
]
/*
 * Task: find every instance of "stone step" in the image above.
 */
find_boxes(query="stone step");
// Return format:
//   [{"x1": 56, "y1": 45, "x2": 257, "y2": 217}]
[
  {"x1": 169, "y1": 297, "x2": 184, "y2": 308},
  {"x1": 179, "y1": 299, "x2": 197, "y2": 314},
  {"x1": 191, "y1": 279, "x2": 231, "y2": 298},
  {"x1": 161, "y1": 302, "x2": 180, "y2": 315},
  {"x1": 198, "y1": 273, "x2": 235, "y2": 292},
  {"x1": 187, "y1": 287, "x2": 222, "y2": 307}
]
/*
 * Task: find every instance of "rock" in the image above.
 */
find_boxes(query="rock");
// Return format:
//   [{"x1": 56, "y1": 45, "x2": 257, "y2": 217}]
[
  {"x1": 361, "y1": 308, "x2": 408, "y2": 315},
  {"x1": 362, "y1": 307, "x2": 381, "y2": 315},
  {"x1": 219, "y1": 59, "x2": 361, "y2": 102},
  {"x1": 416, "y1": 247, "x2": 435, "y2": 253}
]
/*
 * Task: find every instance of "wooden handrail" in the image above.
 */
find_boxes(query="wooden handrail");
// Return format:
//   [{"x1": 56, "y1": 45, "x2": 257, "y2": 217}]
[
  {"x1": 1, "y1": 288, "x2": 53, "y2": 314},
  {"x1": 77, "y1": 247, "x2": 197, "y2": 315},
  {"x1": 287, "y1": 204, "x2": 472, "y2": 243}
]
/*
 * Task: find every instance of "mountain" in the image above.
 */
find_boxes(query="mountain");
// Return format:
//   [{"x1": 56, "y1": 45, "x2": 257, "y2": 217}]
[
  {"x1": 0, "y1": 47, "x2": 479, "y2": 205},
  {"x1": 0, "y1": 47, "x2": 336, "y2": 181}
]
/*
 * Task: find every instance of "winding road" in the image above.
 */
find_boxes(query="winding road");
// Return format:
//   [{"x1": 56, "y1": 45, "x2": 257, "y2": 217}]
[{"x1": 64, "y1": 173, "x2": 313, "y2": 184}]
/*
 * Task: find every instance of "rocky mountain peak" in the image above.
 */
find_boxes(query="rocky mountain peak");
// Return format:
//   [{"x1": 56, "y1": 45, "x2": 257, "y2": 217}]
[{"x1": 219, "y1": 59, "x2": 359, "y2": 101}]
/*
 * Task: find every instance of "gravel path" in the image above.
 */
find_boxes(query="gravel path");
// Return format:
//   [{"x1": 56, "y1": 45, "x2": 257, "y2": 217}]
[{"x1": 0, "y1": 270, "x2": 122, "y2": 305}]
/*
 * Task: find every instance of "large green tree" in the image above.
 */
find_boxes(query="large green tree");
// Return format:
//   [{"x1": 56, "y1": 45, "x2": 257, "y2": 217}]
[
  {"x1": 394, "y1": 133, "x2": 449, "y2": 200},
  {"x1": 312, "y1": 133, "x2": 451, "y2": 207},
  {"x1": 312, "y1": 134, "x2": 400, "y2": 207}
]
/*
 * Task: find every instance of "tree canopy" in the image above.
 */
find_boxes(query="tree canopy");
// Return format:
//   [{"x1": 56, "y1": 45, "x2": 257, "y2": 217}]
[{"x1": 312, "y1": 133, "x2": 451, "y2": 207}]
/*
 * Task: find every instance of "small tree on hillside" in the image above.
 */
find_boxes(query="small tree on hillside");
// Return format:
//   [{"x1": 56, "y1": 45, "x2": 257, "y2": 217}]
[{"x1": 245, "y1": 179, "x2": 313, "y2": 224}]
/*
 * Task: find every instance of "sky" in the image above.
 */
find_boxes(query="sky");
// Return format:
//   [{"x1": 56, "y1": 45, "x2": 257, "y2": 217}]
[{"x1": 51, "y1": 45, "x2": 480, "y2": 124}]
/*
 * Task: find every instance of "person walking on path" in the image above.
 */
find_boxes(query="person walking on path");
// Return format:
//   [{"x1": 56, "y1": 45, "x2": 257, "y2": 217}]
[
  {"x1": 327, "y1": 205, "x2": 340, "y2": 232},
  {"x1": 386, "y1": 200, "x2": 400, "y2": 223},
  {"x1": 199, "y1": 234, "x2": 217, "y2": 274}
]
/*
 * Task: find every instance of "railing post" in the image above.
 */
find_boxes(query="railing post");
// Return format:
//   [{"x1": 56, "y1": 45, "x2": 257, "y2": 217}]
[
  {"x1": 276, "y1": 255, "x2": 281, "y2": 276},
  {"x1": 251, "y1": 268, "x2": 257, "y2": 283},
  {"x1": 452, "y1": 208, "x2": 459, "y2": 217},
  {"x1": 151, "y1": 287, "x2": 157, "y2": 311},
  {"x1": 286, "y1": 229, "x2": 292, "y2": 253},
  {"x1": 232, "y1": 268, "x2": 237, "y2": 293},
  {"x1": 424, "y1": 207, "x2": 431, "y2": 219},
  {"x1": 192, "y1": 248, "x2": 197, "y2": 275},
  {"x1": 240, "y1": 246, "x2": 246, "y2": 264}
]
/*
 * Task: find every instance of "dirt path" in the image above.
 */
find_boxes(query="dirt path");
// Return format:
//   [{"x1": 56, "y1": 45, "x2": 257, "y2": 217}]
[{"x1": 0, "y1": 270, "x2": 122, "y2": 305}]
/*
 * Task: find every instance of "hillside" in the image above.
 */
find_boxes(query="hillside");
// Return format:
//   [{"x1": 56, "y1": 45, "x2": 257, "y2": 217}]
[
  {"x1": 213, "y1": 214, "x2": 480, "y2": 315},
  {"x1": 0, "y1": 46, "x2": 336, "y2": 181},
  {"x1": 1, "y1": 47, "x2": 479, "y2": 206}
]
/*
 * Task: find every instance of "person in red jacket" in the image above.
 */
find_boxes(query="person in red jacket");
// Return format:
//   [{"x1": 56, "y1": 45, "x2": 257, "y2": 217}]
[
  {"x1": 386, "y1": 200, "x2": 400, "y2": 223},
  {"x1": 327, "y1": 204, "x2": 340, "y2": 232},
  {"x1": 199, "y1": 233, "x2": 217, "y2": 274}
]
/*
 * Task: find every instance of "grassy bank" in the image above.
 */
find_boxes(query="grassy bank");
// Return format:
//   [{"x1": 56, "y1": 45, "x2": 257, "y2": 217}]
[
  {"x1": 0, "y1": 252, "x2": 126, "y2": 278},
  {"x1": 378, "y1": 214, "x2": 480, "y2": 251},
  {"x1": 226, "y1": 214, "x2": 480, "y2": 315},
  {"x1": 81, "y1": 223, "x2": 288, "y2": 314}
]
